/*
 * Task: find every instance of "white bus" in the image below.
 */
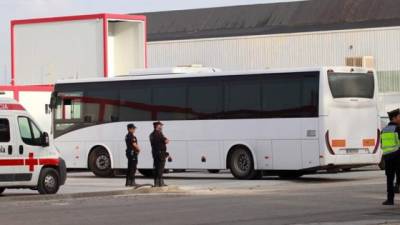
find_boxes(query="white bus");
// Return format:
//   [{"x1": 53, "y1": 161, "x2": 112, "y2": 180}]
[{"x1": 50, "y1": 67, "x2": 381, "y2": 179}]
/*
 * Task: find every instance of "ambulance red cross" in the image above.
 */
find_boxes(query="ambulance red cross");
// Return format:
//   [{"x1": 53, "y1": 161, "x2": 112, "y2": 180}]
[{"x1": 0, "y1": 95, "x2": 66, "y2": 194}]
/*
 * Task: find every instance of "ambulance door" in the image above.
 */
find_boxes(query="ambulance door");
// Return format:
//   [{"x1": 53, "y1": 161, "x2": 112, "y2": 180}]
[
  {"x1": 0, "y1": 116, "x2": 24, "y2": 184},
  {"x1": 16, "y1": 116, "x2": 46, "y2": 185}
]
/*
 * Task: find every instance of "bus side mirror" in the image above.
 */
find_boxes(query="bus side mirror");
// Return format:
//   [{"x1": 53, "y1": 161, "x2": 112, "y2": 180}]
[
  {"x1": 41, "y1": 132, "x2": 50, "y2": 147},
  {"x1": 49, "y1": 92, "x2": 57, "y2": 110}
]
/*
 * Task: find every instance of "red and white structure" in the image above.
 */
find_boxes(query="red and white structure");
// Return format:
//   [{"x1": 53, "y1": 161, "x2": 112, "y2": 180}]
[{"x1": 0, "y1": 13, "x2": 147, "y2": 131}]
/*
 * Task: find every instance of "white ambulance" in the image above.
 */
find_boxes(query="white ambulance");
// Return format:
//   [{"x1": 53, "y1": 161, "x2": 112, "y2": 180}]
[{"x1": 0, "y1": 94, "x2": 66, "y2": 194}]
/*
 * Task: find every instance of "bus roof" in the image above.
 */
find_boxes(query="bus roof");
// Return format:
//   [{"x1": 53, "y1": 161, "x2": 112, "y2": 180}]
[{"x1": 55, "y1": 66, "x2": 372, "y2": 85}]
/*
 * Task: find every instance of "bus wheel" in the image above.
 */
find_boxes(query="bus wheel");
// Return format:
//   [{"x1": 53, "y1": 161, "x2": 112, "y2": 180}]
[
  {"x1": 208, "y1": 169, "x2": 220, "y2": 174},
  {"x1": 0, "y1": 187, "x2": 5, "y2": 194},
  {"x1": 89, "y1": 147, "x2": 114, "y2": 177},
  {"x1": 229, "y1": 147, "x2": 260, "y2": 179},
  {"x1": 138, "y1": 169, "x2": 154, "y2": 178},
  {"x1": 38, "y1": 168, "x2": 60, "y2": 194}
]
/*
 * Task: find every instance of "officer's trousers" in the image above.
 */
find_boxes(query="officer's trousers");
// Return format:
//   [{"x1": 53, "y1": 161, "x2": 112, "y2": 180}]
[
  {"x1": 385, "y1": 156, "x2": 400, "y2": 201},
  {"x1": 126, "y1": 154, "x2": 138, "y2": 185},
  {"x1": 153, "y1": 153, "x2": 166, "y2": 186}
]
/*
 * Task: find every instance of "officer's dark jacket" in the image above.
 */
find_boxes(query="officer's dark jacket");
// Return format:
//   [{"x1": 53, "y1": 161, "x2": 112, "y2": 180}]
[
  {"x1": 384, "y1": 122, "x2": 400, "y2": 160},
  {"x1": 150, "y1": 130, "x2": 167, "y2": 154},
  {"x1": 125, "y1": 133, "x2": 138, "y2": 156}
]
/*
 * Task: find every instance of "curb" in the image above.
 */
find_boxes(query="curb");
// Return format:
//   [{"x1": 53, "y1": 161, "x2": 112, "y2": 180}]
[{"x1": 0, "y1": 185, "x2": 185, "y2": 203}]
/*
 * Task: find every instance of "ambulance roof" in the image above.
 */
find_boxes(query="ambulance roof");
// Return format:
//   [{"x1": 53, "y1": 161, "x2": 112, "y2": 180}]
[{"x1": 0, "y1": 97, "x2": 26, "y2": 112}]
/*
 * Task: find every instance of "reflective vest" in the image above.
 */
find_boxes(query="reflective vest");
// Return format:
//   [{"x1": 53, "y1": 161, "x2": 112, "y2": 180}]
[{"x1": 381, "y1": 125, "x2": 400, "y2": 155}]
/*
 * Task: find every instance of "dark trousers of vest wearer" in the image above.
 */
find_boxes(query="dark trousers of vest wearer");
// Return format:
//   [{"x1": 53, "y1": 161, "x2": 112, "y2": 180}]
[
  {"x1": 126, "y1": 155, "x2": 138, "y2": 186},
  {"x1": 153, "y1": 153, "x2": 166, "y2": 187},
  {"x1": 385, "y1": 156, "x2": 400, "y2": 201}
]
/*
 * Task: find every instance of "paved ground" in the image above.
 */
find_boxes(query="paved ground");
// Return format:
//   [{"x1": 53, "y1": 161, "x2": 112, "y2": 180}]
[
  {"x1": 1, "y1": 168, "x2": 400, "y2": 225},
  {"x1": 0, "y1": 167, "x2": 383, "y2": 195}
]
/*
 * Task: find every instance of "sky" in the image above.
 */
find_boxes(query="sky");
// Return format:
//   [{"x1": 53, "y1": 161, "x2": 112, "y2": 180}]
[{"x1": 0, "y1": 0, "x2": 302, "y2": 84}]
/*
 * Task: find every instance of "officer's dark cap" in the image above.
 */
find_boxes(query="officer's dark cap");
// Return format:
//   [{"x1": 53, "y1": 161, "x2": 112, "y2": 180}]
[
  {"x1": 127, "y1": 123, "x2": 136, "y2": 129},
  {"x1": 153, "y1": 121, "x2": 164, "y2": 127},
  {"x1": 388, "y1": 108, "x2": 400, "y2": 120}
]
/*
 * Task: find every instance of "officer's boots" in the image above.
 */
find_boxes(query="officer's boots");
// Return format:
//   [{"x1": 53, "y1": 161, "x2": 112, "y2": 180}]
[
  {"x1": 383, "y1": 192, "x2": 395, "y2": 205},
  {"x1": 154, "y1": 178, "x2": 161, "y2": 187},
  {"x1": 382, "y1": 199, "x2": 394, "y2": 205},
  {"x1": 160, "y1": 178, "x2": 168, "y2": 187},
  {"x1": 125, "y1": 179, "x2": 132, "y2": 187},
  {"x1": 131, "y1": 177, "x2": 137, "y2": 187}
]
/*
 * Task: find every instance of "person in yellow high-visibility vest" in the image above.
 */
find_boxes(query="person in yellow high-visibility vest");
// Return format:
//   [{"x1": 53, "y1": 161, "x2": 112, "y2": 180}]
[{"x1": 381, "y1": 108, "x2": 400, "y2": 205}]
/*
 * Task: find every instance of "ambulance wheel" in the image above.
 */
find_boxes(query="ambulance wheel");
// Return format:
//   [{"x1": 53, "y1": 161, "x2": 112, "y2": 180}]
[
  {"x1": 138, "y1": 169, "x2": 154, "y2": 178},
  {"x1": 229, "y1": 146, "x2": 260, "y2": 180},
  {"x1": 38, "y1": 168, "x2": 60, "y2": 194},
  {"x1": 89, "y1": 147, "x2": 114, "y2": 177},
  {"x1": 0, "y1": 187, "x2": 5, "y2": 194}
]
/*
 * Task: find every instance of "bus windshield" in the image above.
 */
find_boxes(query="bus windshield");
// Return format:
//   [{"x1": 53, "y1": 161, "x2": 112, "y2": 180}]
[{"x1": 328, "y1": 72, "x2": 374, "y2": 99}]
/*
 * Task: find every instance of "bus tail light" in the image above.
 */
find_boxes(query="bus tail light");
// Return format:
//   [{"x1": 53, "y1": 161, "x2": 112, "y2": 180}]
[
  {"x1": 373, "y1": 129, "x2": 380, "y2": 154},
  {"x1": 363, "y1": 139, "x2": 375, "y2": 147},
  {"x1": 331, "y1": 139, "x2": 346, "y2": 148},
  {"x1": 325, "y1": 131, "x2": 335, "y2": 155}
]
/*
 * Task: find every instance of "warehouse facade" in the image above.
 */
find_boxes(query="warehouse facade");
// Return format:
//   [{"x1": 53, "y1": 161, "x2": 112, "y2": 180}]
[{"x1": 143, "y1": 0, "x2": 400, "y2": 94}]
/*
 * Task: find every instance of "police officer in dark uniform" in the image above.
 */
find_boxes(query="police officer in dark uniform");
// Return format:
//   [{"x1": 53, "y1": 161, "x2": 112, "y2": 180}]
[
  {"x1": 381, "y1": 109, "x2": 400, "y2": 205},
  {"x1": 125, "y1": 124, "x2": 140, "y2": 187},
  {"x1": 149, "y1": 121, "x2": 169, "y2": 187}
]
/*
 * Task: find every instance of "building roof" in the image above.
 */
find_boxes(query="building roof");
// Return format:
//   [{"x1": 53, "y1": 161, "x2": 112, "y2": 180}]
[{"x1": 141, "y1": 0, "x2": 400, "y2": 41}]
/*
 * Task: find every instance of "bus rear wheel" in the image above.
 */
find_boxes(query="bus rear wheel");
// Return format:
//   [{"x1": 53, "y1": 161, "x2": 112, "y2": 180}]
[
  {"x1": 0, "y1": 187, "x2": 5, "y2": 194},
  {"x1": 89, "y1": 147, "x2": 114, "y2": 177},
  {"x1": 229, "y1": 147, "x2": 261, "y2": 180}
]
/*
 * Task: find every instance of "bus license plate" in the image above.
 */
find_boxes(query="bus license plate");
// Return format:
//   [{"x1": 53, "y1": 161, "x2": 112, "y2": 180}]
[{"x1": 346, "y1": 149, "x2": 359, "y2": 154}]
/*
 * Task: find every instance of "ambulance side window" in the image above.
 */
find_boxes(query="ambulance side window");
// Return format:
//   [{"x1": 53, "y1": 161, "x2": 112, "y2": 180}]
[
  {"x1": 18, "y1": 117, "x2": 42, "y2": 146},
  {"x1": 0, "y1": 119, "x2": 10, "y2": 142}
]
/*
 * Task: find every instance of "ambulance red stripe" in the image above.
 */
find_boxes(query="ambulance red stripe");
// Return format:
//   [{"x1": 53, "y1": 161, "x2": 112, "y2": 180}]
[
  {"x1": 0, "y1": 103, "x2": 25, "y2": 111},
  {"x1": 0, "y1": 159, "x2": 24, "y2": 166},
  {"x1": 38, "y1": 158, "x2": 60, "y2": 166},
  {"x1": 0, "y1": 158, "x2": 59, "y2": 169}
]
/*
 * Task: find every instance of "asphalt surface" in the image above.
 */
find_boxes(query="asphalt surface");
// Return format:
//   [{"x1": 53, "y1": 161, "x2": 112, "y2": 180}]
[{"x1": 1, "y1": 168, "x2": 400, "y2": 225}]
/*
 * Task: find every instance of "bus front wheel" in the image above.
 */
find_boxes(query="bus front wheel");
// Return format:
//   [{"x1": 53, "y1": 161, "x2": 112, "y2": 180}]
[
  {"x1": 89, "y1": 147, "x2": 114, "y2": 177},
  {"x1": 229, "y1": 147, "x2": 261, "y2": 180}
]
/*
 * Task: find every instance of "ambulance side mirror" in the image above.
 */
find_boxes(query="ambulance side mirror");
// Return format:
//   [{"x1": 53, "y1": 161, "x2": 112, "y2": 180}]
[{"x1": 41, "y1": 132, "x2": 50, "y2": 147}]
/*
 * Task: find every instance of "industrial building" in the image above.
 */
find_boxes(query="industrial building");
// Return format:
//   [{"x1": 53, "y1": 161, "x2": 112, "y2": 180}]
[{"x1": 143, "y1": 0, "x2": 400, "y2": 110}]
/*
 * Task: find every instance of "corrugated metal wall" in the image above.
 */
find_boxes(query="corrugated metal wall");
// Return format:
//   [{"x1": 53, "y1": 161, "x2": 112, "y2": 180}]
[{"x1": 148, "y1": 27, "x2": 400, "y2": 93}]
